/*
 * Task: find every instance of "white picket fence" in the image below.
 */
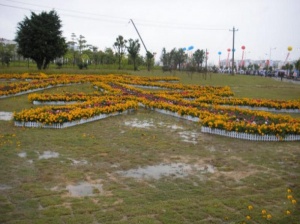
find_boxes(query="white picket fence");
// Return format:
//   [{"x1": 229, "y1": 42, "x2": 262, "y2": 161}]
[
  {"x1": 201, "y1": 126, "x2": 300, "y2": 141},
  {"x1": 221, "y1": 105, "x2": 300, "y2": 113},
  {"x1": 0, "y1": 84, "x2": 74, "y2": 99},
  {"x1": 14, "y1": 110, "x2": 132, "y2": 129},
  {"x1": 130, "y1": 84, "x2": 169, "y2": 90},
  {"x1": 33, "y1": 101, "x2": 78, "y2": 105},
  {"x1": 138, "y1": 103, "x2": 200, "y2": 122}
]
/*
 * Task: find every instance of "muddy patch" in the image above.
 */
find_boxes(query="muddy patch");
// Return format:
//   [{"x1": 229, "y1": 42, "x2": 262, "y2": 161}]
[
  {"x1": 0, "y1": 111, "x2": 13, "y2": 121},
  {"x1": 38, "y1": 151, "x2": 59, "y2": 159},
  {"x1": 116, "y1": 163, "x2": 215, "y2": 180}
]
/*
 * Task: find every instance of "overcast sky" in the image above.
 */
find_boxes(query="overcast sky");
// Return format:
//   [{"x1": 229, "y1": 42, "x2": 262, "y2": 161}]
[{"x1": 1, "y1": 0, "x2": 299, "y2": 64}]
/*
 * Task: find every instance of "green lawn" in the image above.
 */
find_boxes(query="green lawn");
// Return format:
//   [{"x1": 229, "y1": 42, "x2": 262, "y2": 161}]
[{"x1": 0, "y1": 69, "x2": 299, "y2": 224}]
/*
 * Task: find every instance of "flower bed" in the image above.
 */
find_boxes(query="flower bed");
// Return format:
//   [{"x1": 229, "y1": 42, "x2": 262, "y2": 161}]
[
  {"x1": 14, "y1": 110, "x2": 132, "y2": 129},
  {"x1": 201, "y1": 126, "x2": 300, "y2": 141},
  {"x1": 195, "y1": 96, "x2": 300, "y2": 111},
  {"x1": 3, "y1": 73, "x2": 299, "y2": 141},
  {"x1": 14, "y1": 100, "x2": 138, "y2": 125}
]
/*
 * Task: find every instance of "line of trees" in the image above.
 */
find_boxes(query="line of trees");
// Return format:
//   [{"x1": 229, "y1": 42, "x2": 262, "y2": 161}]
[
  {"x1": 7, "y1": 9, "x2": 300, "y2": 74},
  {"x1": 160, "y1": 48, "x2": 207, "y2": 72},
  {"x1": 12, "y1": 10, "x2": 155, "y2": 70}
]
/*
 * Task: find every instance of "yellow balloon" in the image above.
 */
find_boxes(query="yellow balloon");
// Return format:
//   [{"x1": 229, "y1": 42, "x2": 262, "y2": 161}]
[{"x1": 287, "y1": 46, "x2": 292, "y2": 51}]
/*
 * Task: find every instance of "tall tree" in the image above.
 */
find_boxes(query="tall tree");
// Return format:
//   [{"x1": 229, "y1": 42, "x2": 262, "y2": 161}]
[
  {"x1": 160, "y1": 48, "x2": 169, "y2": 67},
  {"x1": 127, "y1": 39, "x2": 140, "y2": 71},
  {"x1": 0, "y1": 42, "x2": 16, "y2": 66},
  {"x1": 193, "y1": 49, "x2": 205, "y2": 71},
  {"x1": 103, "y1": 48, "x2": 116, "y2": 64},
  {"x1": 113, "y1": 35, "x2": 127, "y2": 69},
  {"x1": 68, "y1": 33, "x2": 77, "y2": 66},
  {"x1": 15, "y1": 10, "x2": 67, "y2": 70},
  {"x1": 78, "y1": 35, "x2": 87, "y2": 55},
  {"x1": 146, "y1": 51, "x2": 154, "y2": 71},
  {"x1": 173, "y1": 48, "x2": 186, "y2": 71}
]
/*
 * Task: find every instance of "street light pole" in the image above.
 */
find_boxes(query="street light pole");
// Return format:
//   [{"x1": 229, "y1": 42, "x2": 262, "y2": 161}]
[{"x1": 229, "y1": 26, "x2": 238, "y2": 75}]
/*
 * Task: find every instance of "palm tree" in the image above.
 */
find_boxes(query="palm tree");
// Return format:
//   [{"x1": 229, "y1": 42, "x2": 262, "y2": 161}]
[
  {"x1": 113, "y1": 35, "x2": 127, "y2": 69},
  {"x1": 127, "y1": 39, "x2": 140, "y2": 71}
]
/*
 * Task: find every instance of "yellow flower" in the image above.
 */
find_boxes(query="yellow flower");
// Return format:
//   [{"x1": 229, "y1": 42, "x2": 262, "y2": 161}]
[
  {"x1": 286, "y1": 210, "x2": 291, "y2": 215},
  {"x1": 287, "y1": 188, "x2": 292, "y2": 193},
  {"x1": 291, "y1": 199, "x2": 297, "y2": 205},
  {"x1": 266, "y1": 214, "x2": 272, "y2": 220},
  {"x1": 246, "y1": 215, "x2": 251, "y2": 220},
  {"x1": 247, "y1": 205, "x2": 253, "y2": 210},
  {"x1": 261, "y1": 209, "x2": 267, "y2": 215},
  {"x1": 287, "y1": 195, "x2": 293, "y2": 200}
]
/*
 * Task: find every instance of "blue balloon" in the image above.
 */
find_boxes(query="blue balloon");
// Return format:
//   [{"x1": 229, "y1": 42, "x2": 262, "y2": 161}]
[
  {"x1": 218, "y1": 51, "x2": 222, "y2": 55},
  {"x1": 188, "y1": 46, "x2": 194, "y2": 51},
  {"x1": 232, "y1": 48, "x2": 236, "y2": 52},
  {"x1": 182, "y1": 47, "x2": 187, "y2": 51}
]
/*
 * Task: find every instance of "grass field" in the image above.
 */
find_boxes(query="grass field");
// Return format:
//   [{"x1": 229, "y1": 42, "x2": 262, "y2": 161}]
[{"x1": 0, "y1": 69, "x2": 299, "y2": 224}]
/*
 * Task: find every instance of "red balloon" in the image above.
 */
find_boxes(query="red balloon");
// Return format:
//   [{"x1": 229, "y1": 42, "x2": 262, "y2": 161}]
[
  {"x1": 241, "y1": 46, "x2": 245, "y2": 50},
  {"x1": 227, "y1": 48, "x2": 231, "y2": 52}
]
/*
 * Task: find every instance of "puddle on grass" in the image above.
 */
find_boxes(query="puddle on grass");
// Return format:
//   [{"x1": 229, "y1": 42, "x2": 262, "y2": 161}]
[
  {"x1": 66, "y1": 181, "x2": 103, "y2": 197},
  {"x1": 117, "y1": 163, "x2": 215, "y2": 180},
  {"x1": 68, "y1": 158, "x2": 88, "y2": 165},
  {"x1": 18, "y1": 152, "x2": 27, "y2": 158},
  {"x1": 178, "y1": 131, "x2": 199, "y2": 144},
  {"x1": 0, "y1": 184, "x2": 12, "y2": 190},
  {"x1": 123, "y1": 118, "x2": 200, "y2": 144},
  {"x1": 167, "y1": 124, "x2": 184, "y2": 130},
  {"x1": 124, "y1": 118, "x2": 155, "y2": 128},
  {"x1": 38, "y1": 151, "x2": 59, "y2": 159},
  {"x1": 0, "y1": 112, "x2": 13, "y2": 121}
]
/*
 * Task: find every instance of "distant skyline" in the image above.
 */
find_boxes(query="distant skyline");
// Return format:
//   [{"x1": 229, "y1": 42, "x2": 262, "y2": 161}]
[{"x1": 1, "y1": 0, "x2": 300, "y2": 64}]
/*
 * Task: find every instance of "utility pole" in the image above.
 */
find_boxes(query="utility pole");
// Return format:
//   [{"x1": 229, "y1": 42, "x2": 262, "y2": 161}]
[
  {"x1": 229, "y1": 26, "x2": 238, "y2": 75},
  {"x1": 205, "y1": 48, "x2": 208, "y2": 80},
  {"x1": 130, "y1": 19, "x2": 154, "y2": 71},
  {"x1": 129, "y1": 19, "x2": 148, "y2": 53}
]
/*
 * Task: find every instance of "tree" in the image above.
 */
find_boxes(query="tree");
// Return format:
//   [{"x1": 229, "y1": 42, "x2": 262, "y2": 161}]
[
  {"x1": 78, "y1": 35, "x2": 87, "y2": 54},
  {"x1": 103, "y1": 48, "x2": 116, "y2": 64},
  {"x1": 146, "y1": 51, "x2": 154, "y2": 71},
  {"x1": 253, "y1": 64, "x2": 260, "y2": 71},
  {"x1": 15, "y1": 10, "x2": 67, "y2": 70},
  {"x1": 113, "y1": 35, "x2": 127, "y2": 69},
  {"x1": 0, "y1": 42, "x2": 16, "y2": 67},
  {"x1": 127, "y1": 39, "x2": 140, "y2": 71},
  {"x1": 193, "y1": 49, "x2": 205, "y2": 71},
  {"x1": 160, "y1": 48, "x2": 169, "y2": 67},
  {"x1": 67, "y1": 33, "x2": 77, "y2": 66},
  {"x1": 173, "y1": 48, "x2": 186, "y2": 71}
]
